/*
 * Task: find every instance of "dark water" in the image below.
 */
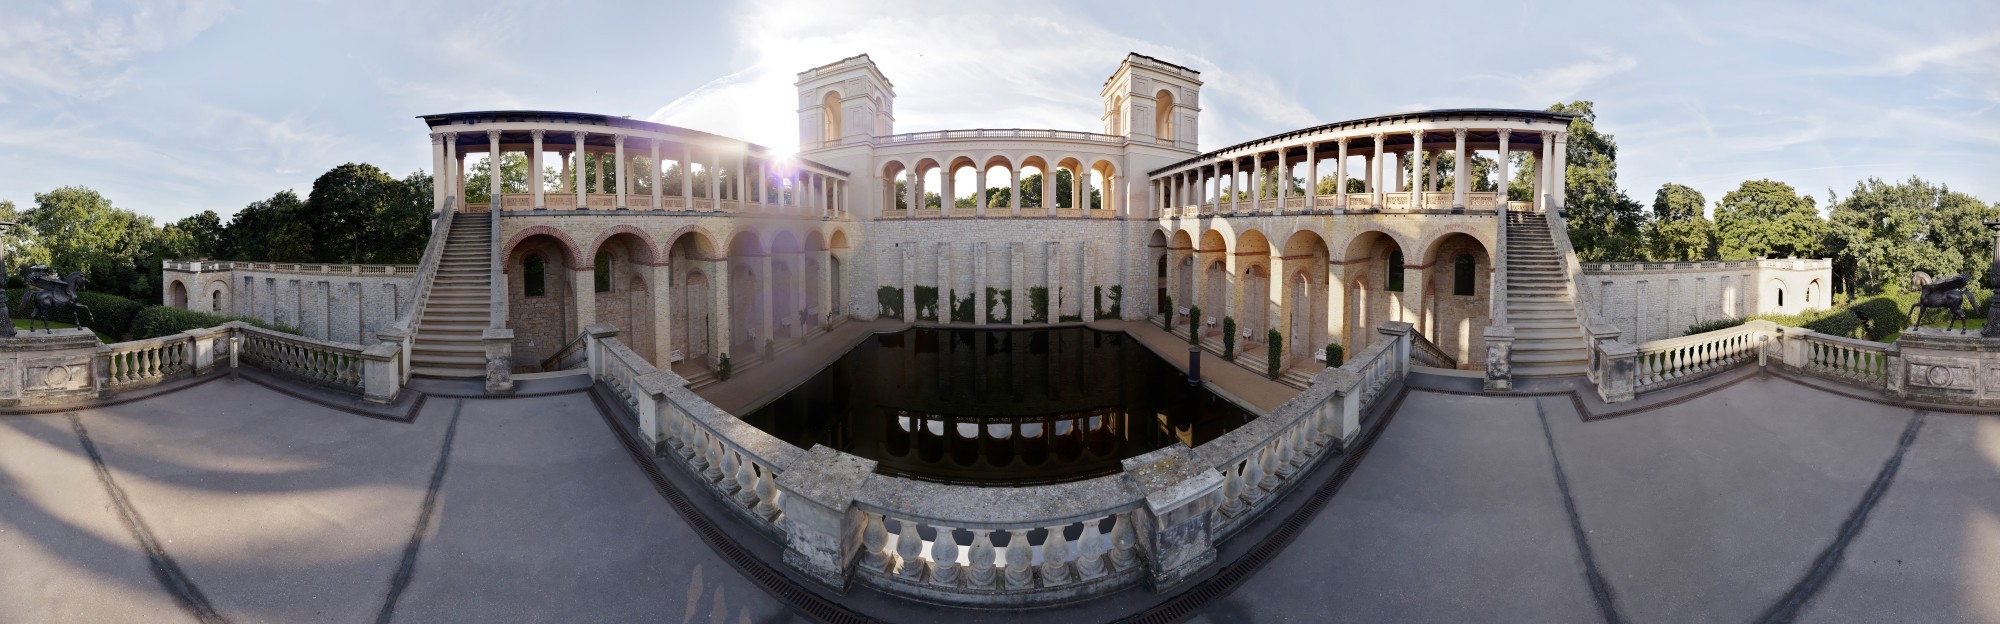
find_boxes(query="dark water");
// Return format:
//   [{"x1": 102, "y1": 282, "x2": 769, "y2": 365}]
[{"x1": 741, "y1": 327, "x2": 1256, "y2": 486}]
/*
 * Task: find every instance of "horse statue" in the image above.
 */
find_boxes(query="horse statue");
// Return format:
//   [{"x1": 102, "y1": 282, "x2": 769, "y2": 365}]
[
  {"x1": 1906, "y1": 271, "x2": 1976, "y2": 334},
  {"x1": 20, "y1": 268, "x2": 93, "y2": 333}
]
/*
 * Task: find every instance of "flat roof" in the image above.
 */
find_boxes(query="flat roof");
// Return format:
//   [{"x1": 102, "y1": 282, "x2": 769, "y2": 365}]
[
  {"x1": 418, "y1": 110, "x2": 847, "y2": 176},
  {"x1": 1150, "y1": 108, "x2": 1578, "y2": 175}
]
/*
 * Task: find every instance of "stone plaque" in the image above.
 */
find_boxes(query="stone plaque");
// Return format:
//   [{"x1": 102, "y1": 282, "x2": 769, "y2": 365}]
[{"x1": 1905, "y1": 354, "x2": 1976, "y2": 391}]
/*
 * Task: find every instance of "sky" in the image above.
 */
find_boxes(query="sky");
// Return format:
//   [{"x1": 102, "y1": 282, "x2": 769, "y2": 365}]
[{"x1": 1, "y1": 0, "x2": 1996, "y2": 224}]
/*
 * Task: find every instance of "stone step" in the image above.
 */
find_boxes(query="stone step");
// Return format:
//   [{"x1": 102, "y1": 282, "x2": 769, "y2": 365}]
[
  {"x1": 413, "y1": 342, "x2": 484, "y2": 356},
  {"x1": 1507, "y1": 301, "x2": 1575, "y2": 312},
  {"x1": 1512, "y1": 348, "x2": 1590, "y2": 362},
  {"x1": 1512, "y1": 318, "x2": 1583, "y2": 330},
  {"x1": 1514, "y1": 362, "x2": 1589, "y2": 378},
  {"x1": 422, "y1": 313, "x2": 489, "y2": 324},
  {"x1": 411, "y1": 365, "x2": 485, "y2": 379},
  {"x1": 1517, "y1": 328, "x2": 1582, "y2": 341},
  {"x1": 411, "y1": 352, "x2": 484, "y2": 367}
]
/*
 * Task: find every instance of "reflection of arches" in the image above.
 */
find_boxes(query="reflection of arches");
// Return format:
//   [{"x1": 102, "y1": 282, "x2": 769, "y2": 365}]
[{"x1": 169, "y1": 280, "x2": 188, "y2": 309}]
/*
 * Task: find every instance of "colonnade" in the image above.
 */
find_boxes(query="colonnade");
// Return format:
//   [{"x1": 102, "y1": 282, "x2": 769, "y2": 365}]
[{"x1": 880, "y1": 157, "x2": 1119, "y2": 218}]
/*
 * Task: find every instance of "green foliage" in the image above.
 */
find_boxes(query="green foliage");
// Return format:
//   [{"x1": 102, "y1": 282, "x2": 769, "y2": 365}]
[
  {"x1": 1267, "y1": 329, "x2": 1283, "y2": 379},
  {"x1": 717, "y1": 354, "x2": 731, "y2": 381},
  {"x1": 876, "y1": 286, "x2": 903, "y2": 319},
  {"x1": 1546, "y1": 101, "x2": 1647, "y2": 262},
  {"x1": 985, "y1": 287, "x2": 1011, "y2": 323},
  {"x1": 1325, "y1": 343, "x2": 1345, "y2": 367},
  {"x1": 1106, "y1": 285, "x2": 1122, "y2": 318},
  {"x1": 1714, "y1": 179, "x2": 1825, "y2": 261},
  {"x1": 913, "y1": 285, "x2": 939, "y2": 321},
  {"x1": 1029, "y1": 286, "x2": 1049, "y2": 323},
  {"x1": 1802, "y1": 310, "x2": 1864, "y2": 338},
  {"x1": 301, "y1": 163, "x2": 434, "y2": 264},
  {"x1": 131, "y1": 306, "x2": 298, "y2": 339},
  {"x1": 1221, "y1": 317, "x2": 1237, "y2": 361},
  {"x1": 1849, "y1": 296, "x2": 1912, "y2": 341},
  {"x1": 19, "y1": 186, "x2": 156, "y2": 300},
  {"x1": 1645, "y1": 183, "x2": 1717, "y2": 261},
  {"x1": 1683, "y1": 317, "x2": 1749, "y2": 336},
  {"x1": 1161, "y1": 293, "x2": 1174, "y2": 330},
  {"x1": 1187, "y1": 305, "x2": 1202, "y2": 344},
  {"x1": 951, "y1": 289, "x2": 974, "y2": 323},
  {"x1": 1824, "y1": 176, "x2": 1999, "y2": 296}
]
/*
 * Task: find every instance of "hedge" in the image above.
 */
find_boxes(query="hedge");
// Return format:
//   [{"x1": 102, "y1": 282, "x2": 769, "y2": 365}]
[
  {"x1": 876, "y1": 286, "x2": 903, "y2": 319},
  {"x1": 130, "y1": 306, "x2": 298, "y2": 340},
  {"x1": 1848, "y1": 296, "x2": 1909, "y2": 341},
  {"x1": 8, "y1": 288, "x2": 145, "y2": 340}
]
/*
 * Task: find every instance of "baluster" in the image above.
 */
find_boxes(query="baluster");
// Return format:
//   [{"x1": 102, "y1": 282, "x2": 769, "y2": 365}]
[
  {"x1": 966, "y1": 529, "x2": 998, "y2": 589},
  {"x1": 860, "y1": 512, "x2": 892, "y2": 573},
  {"x1": 1258, "y1": 440, "x2": 1285, "y2": 490},
  {"x1": 1276, "y1": 426, "x2": 1302, "y2": 477},
  {"x1": 1003, "y1": 529, "x2": 1035, "y2": 590},
  {"x1": 1073, "y1": 518, "x2": 1108, "y2": 580},
  {"x1": 717, "y1": 447, "x2": 742, "y2": 494},
  {"x1": 753, "y1": 465, "x2": 782, "y2": 521},
  {"x1": 894, "y1": 519, "x2": 924, "y2": 580},
  {"x1": 699, "y1": 436, "x2": 724, "y2": 482},
  {"x1": 1039, "y1": 525, "x2": 1073, "y2": 586},
  {"x1": 1219, "y1": 461, "x2": 1247, "y2": 517},
  {"x1": 732, "y1": 454, "x2": 759, "y2": 507},
  {"x1": 1241, "y1": 449, "x2": 1268, "y2": 504},
  {"x1": 1108, "y1": 513, "x2": 1140, "y2": 571},
  {"x1": 929, "y1": 525, "x2": 961, "y2": 586}
]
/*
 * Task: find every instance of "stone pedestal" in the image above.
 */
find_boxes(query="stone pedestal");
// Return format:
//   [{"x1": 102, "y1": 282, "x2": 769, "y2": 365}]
[
  {"x1": 1122, "y1": 445, "x2": 1223, "y2": 592},
  {"x1": 777, "y1": 445, "x2": 877, "y2": 591},
  {"x1": 1482, "y1": 325, "x2": 1515, "y2": 392},
  {"x1": 482, "y1": 328, "x2": 515, "y2": 395},
  {"x1": 1889, "y1": 330, "x2": 2000, "y2": 407},
  {"x1": 0, "y1": 329, "x2": 102, "y2": 407}
]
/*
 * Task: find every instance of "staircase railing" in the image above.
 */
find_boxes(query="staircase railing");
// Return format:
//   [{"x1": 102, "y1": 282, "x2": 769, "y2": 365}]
[
  {"x1": 1410, "y1": 329, "x2": 1456, "y2": 369},
  {"x1": 1542, "y1": 204, "x2": 1611, "y2": 385},
  {"x1": 488, "y1": 195, "x2": 505, "y2": 328},
  {"x1": 388, "y1": 196, "x2": 457, "y2": 381}
]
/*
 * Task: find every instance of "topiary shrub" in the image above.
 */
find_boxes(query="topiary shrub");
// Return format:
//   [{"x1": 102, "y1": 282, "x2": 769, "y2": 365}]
[
  {"x1": 1221, "y1": 317, "x2": 1237, "y2": 361},
  {"x1": 1267, "y1": 329, "x2": 1283, "y2": 379},
  {"x1": 1187, "y1": 305, "x2": 1201, "y2": 344},
  {"x1": 1801, "y1": 309, "x2": 1863, "y2": 338},
  {"x1": 913, "y1": 285, "x2": 939, "y2": 321},
  {"x1": 876, "y1": 286, "x2": 904, "y2": 319},
  {"x1": 1161, "y1": 293, "x2": 1174, "y2": 331},
  {"x1": 1849, "y1": 296, "x2": 1908, "y2": 340},
  {"x1": 717, "y1": 354, "x2": 732, "y2": 381},
  {"x1": 131, "y1": 306, "x2": 298, "y2": 340},
  {"x1": 1684, "y1": 317, "x2": 1749, "y2": 336},
  {"x1": 1325, "y1": 342, "x2": 1344, "y2": 367},
  {"x1": 1029, "y1": 286, "x2": 1049, "y2": 323}
]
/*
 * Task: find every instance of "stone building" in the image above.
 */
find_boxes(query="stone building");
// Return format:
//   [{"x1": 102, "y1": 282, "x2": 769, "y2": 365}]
[{"x1": 160, "y1": 52, "x2": 1829, "y2": 380}]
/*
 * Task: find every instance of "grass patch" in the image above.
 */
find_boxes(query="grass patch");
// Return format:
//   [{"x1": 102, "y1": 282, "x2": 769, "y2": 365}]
[{"x1": 12, "y1": 318, "x2": 113, "y2": 343}]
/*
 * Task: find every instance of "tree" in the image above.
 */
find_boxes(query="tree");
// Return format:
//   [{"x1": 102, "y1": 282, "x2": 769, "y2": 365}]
[
  {"x1": 1643, "y1": 183, "x2": 1717, "y2": 261},
  {"x1": 1546, "y1": 101, "x2": 1647, "y2": 262},
  {"x1": 303, "y1": 163, "x2": 401, "y2": 263},
  {"x1": 223, "y1": 190, "x2": 314, "y2": 262},
  {"x1": 1714, "y1": 179, "x2": 1825, "y2": 261},
  {"x1": 0, "y1": 199, "x2": 52, "y2": 285},
  {"x1": 1823, "y1": 176, "x2": 1999, "y2": 294},
  {"x1": 465, "y1": 153, "x2": 559, "y2": 201},
  {"x1": 171, "y1": 210, "x2": 225, "y2": 260},
  {"x1": 19, "y1": 186, "x2": 154, "y2": 298}
]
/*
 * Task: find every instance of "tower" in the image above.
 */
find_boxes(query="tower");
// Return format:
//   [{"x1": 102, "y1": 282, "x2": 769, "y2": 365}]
[
  {"x1": 796, "y1": 54, "x2": 896, "y2": 152},
  {"x1": 1100, "y1": 53, "x2": 1202, "y2": 152}
]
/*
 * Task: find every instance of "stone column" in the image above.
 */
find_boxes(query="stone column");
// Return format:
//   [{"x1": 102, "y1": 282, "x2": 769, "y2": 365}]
[
  {"x1": 757, "y1": 161, "x2": 769, "y2": 210},
  {"x1": 1080, "y1": 167, "x2": 1094, "y2": 213},
  {"x1": 975, "y1": 168, "x2": 988, "y2": 217},
  {"x1": 710, "y1": 259, "x2": 731, "y2": 364},
  {"x1": 1552, "y1": 131, "x2": 1569, "y2": 210},
  {"x1": 1335, "y1": 138, "x2": 1348, "y2": 211},
  {"x1": 1252, "y1": 154, "x2": 1265, "y2": 214},
  {"x1": 710, "y1": 152, "x2": 723, "y2": 211},
  {"x1": 1370, "y1": 134, "x2": 1385, "y2": 207},
  {"x1": 652, "y1": 262, "x2": 674, "y2": 365},
  {"x1": 1411, "y1": 131, "x2": 1425, "y2": 209},
  {"x1": 1009, "y1": 168, "x2": 1022, "y2": 217},
  {"x1": 527, "y1": 130, "x2": 546, "y2": 209},
  {"x1": 614, "y1": 135, "x2": 628, "y2": 209},
  {"x1": 1538, "y1": 132, "x2": 1554, "y2": 211},
  {"x1": 593, "y1": 152, "x2": 605, "y2": 194},
  {"x1": 974, "y1": 243, "x2": 989, "y2": 324},
  {"x1": 1453, "y1": 128, "x2": 1468, "y2": 210},
  {"x1": 486, "y1": 130, "x2": 502, "y2": 209},
  {"x1": 650, "y1": 141, "x2": 663, "y2": 211},
  {"x1": 573, "y1": 268, "x2": 597, "y2": 336},
  {"x1": 737, "y1": 154, "x2": 748, "y2": 210},
  {"x1": 430, "y1": 133, "x2": 446, "y2": 211},
  {"x1": 1226, "y1": 162, "x2": 1239, "y2": 214},
  {"x1": 1304, "y1": 142, "x2": 1318, "y2": 212},
  {"x1": 905, "y1": 169, "x2": 918, "y2": 218},
  {"x1": 441, "y1": 134, "x2": 459, "y2": 204},
  {"x1": 572, "y1": 132, "x2": 588, "y2": 209},
  {"x1": 681, "y1": 145, "x2": 694, "y2": 208},
  {"x1": 1497, "y1": 131, "x2": 1512, "y2": 209}
]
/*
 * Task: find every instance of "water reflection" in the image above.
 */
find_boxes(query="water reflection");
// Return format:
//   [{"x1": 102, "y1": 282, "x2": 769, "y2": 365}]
[{"x1": 741, "y1": 327, "x2": 1255, "y2": 486}]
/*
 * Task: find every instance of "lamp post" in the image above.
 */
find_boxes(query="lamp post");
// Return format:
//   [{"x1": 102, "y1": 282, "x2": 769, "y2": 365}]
[
  {"x1": 0, "y1": 220, "x2": 14, "y2": 338},
  {"x1": 1984, "y1": 219, "x2": 1999, "y2": 338}
]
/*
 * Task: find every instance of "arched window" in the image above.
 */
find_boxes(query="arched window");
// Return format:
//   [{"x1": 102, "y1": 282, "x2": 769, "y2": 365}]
[
  {"x1": 211, "y1": 290, "x2": 222, "y2": 312},
  {"x1": 523, "y1": 253, "x2": 546, "y2": 297},
  {"x1": 1776, "y1": 288, "x2": 1784, "y2": 308},
  {"x1": 1386, "y1": 250, "x2": 1405, "y2": 292},
  {"x1": 821, "y1": 91, "x2": 842, "y2": 146},
  {"x1": 1155, "y1": 89, "x2": 1176, "y2": 141},
  {"x1": 594, "y1": 251, "x2": 613, "y2": 293},
  {"x1": 1453, "y1": 252, "x2": 1476, "y2": 296}
]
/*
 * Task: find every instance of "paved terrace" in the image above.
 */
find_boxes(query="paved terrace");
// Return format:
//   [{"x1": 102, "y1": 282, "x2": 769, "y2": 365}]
[{"x1": 1, "y1": 363, "x2": 1994, "y2": 622}]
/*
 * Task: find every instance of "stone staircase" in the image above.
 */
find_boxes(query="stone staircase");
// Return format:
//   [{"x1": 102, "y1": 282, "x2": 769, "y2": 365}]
[
  {"x1": 410, "y1": 212, "x2": 493, "y2": 378},
  {"x1": 1504, "y1": 213, "x2": 1591, "y2": 377}
]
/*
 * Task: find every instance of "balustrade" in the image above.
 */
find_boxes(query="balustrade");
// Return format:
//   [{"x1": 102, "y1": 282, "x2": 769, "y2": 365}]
[
  {"x1": 100, "y1": 335, "x2": 193, "y2": 391},
  {"x1": 1634, "y1": 321, "x2": 1771, "y2": 393},
  {"x1": 1797, "y1": 332, "x2": 1893, "y2": 386},
  {"x1": 1410, "y1": 330, "x2": 1455, "y2": 369},
  {"x1": 1422, "y1": 192, "x2": 1453, "y2": 208},
  {"x1": 1348, "y1": 195, "x2": 1375, "y2": 211},
  {"x1": 1467, "y1": 193, "x2": 1500, "y2": 211},
  {"x1": 239, "y1": 325, "x2": 367, "y2": 391},
  {"x1": 1381, "y1": 193, "x2": 1413, "y2": 211}
]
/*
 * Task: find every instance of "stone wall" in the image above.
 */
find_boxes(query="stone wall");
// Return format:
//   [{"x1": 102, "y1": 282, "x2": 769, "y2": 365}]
[
  {"x1": 161, "y1": 261, "x2": 414, "y2": 345},
  {"x1": 1583, "y1": 258, "x2": 1833, "y2": 343}
]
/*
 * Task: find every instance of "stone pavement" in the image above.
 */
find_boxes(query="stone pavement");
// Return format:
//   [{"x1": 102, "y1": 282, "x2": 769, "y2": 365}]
[{"x1": 2, "y1": 366, "x2": 1994, "y2": 622}]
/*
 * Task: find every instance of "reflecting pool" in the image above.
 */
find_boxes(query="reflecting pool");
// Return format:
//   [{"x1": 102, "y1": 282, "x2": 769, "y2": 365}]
[{"x1": 740, "y1": 327, "x2": 1256, "y2": 486}]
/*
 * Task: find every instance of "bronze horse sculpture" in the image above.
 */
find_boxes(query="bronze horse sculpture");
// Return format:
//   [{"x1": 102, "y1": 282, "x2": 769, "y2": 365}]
[
  {"x1": 20, "y1": 270, "x2": 93, "y2": 333},
  {"x1": 1907, "y1": 271, "x2": 1976, "y2": 334}
]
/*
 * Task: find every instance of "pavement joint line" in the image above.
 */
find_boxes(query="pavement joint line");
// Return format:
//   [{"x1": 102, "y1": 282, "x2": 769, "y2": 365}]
[
  {"x1": 1533, "y1": 398, "x2": 1628, "y2": 624},
  {"x1": 0, "y1": 372, "x2": 228, "y2": 417},
  {"x1": 1756, "y1": 410, "x2": 1928, "y2": 624},
  {"x1": 66, "y1": 411, "x2": 231, "y2": 624},
  {"x1": 375, "y1": 399, "x2": 464, "y2": 624}
]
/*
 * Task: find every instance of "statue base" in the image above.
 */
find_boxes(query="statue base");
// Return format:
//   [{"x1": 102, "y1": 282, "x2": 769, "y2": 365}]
[
  {"x1": 1887, "y1": 328, "x2": 2000, "y2": 407},
  {"x1": 0, "y1": 328, "x2": 103, "y2": 408}
]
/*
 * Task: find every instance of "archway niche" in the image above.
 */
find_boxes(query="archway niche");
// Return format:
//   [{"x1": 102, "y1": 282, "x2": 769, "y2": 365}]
[{"x1": 507, "y1": 234, "x2": 577, "y2": 368}]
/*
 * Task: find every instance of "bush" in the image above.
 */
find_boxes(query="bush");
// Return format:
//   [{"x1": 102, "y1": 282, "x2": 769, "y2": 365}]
[
  {"x1": 951, "y1": 290, "x2": 975, "y2": 323},
  {"x1": 131, "y1": 306, "x2": 299, "y2": 339},
  {"x1": 9, "y1": 288, "x2": 145, "y2": 340},
  {"x1": 1161, "y1": 293, "x2": 1174, "y2": 331},
  {"x1": 985, "y1": 287, "x2": 1011, "y2": 323},
  {"x1": 913, "y1": 285, "x2": 939, "y2": 321},
  {"x1": 876, "y1": 286, "x2": 904, "y2": 319},
  {"x1": 717, "y1": 354, "x2": 731, "y2": 381},
  {"x1": 1029, "y1": 286, "x2": 1049, "y2": 323},
  {"x1": 1684, "y1": 317, "x2": 1749, "y2": 336},
  {"x1": 1848, "y1": 296, "x2": 1908, "y2": 340},
  {"x1": 1187, "y1": 305, "x2": 1202, "y2": 344},
  {"x1": 1221, "y1": 317, "x2": 1237, "y2": 361},
  {"x1": 1105, "y1": 285, "x2": 1123, "y2": 318},
  {"x1": 1325, "y1": 343, "x2": 1345, "y2": 367},
  {"x1": 1267, "y1": 329, "x2": 1283, "y2": 379},
  {"x1": 1802, "y1": 310, "x2": 1864, "y2": 338}
]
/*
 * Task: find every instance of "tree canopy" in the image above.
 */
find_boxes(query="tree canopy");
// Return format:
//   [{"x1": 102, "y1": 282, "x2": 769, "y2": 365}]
[
  {"x1": 1643, "y1": 183, "x2": 1717, "y2": 262},
  {"x1": 1823, "y1": 176, "x2": 1998, "y2": 294},
  {"x1": 1550, "y1": 101, "x2": 1647, "y2": 262},
  {"x1": 1713, "y1": 179, "x2": 1825, "y2": 260}
]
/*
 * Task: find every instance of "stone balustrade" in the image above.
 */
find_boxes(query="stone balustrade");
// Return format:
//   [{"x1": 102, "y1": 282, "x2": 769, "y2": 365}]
[
  {"x1": 1633, "y1": 320, "x2": 1775, "y2": 393},
  {"x1": 1787, "y1": 328, "x2": 1895, "y2": 386},
  {"x1": 1410, "y1": 328, "x2": 1456, "y2": 369},
  {"x1": 491, "y1": 192, "x2": 845, "y2": 219},
  {"x1": 100, "y1": 334, "x2": 196, "y2": 392},
  {"x1": 876, "y1": 128, "x2": 1126, "y2": 145},
  {"x1": 3, "y1": 322, "x2": 402, "y2": 408},
  {"x1": 162, "y1": 260, "x2": 417, "y2": 275},
  {"x1": 574, "y1": 320, "x2": 1423, "y2": 607}
]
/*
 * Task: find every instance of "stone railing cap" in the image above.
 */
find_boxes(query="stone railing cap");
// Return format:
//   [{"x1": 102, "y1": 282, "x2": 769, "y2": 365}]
[
  {"x1": 1483, "y1": 325, "x2": 1517, "y2": 339},
  {"x1": 1598, "y1": 340, "x2": 1638, "y2": 356},
  {"x1": 1121, "y1": 446, "x2": 1225, "y2": 513},
  {"x1": 360, "y1": 342, "x2": 401, "y2": 359},
  {"x1": 776, "y1": 445, "x2": 878, "y2": 508},
  {"x1": 481, "y1": 328, "x2": 514, "y2": 341},
  {"x1": 584, "y1": 323, "x2": 620, "y2": 338},
  {"x1": 855, "y1": 472, "x2": 1142, "y2": 528}
]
